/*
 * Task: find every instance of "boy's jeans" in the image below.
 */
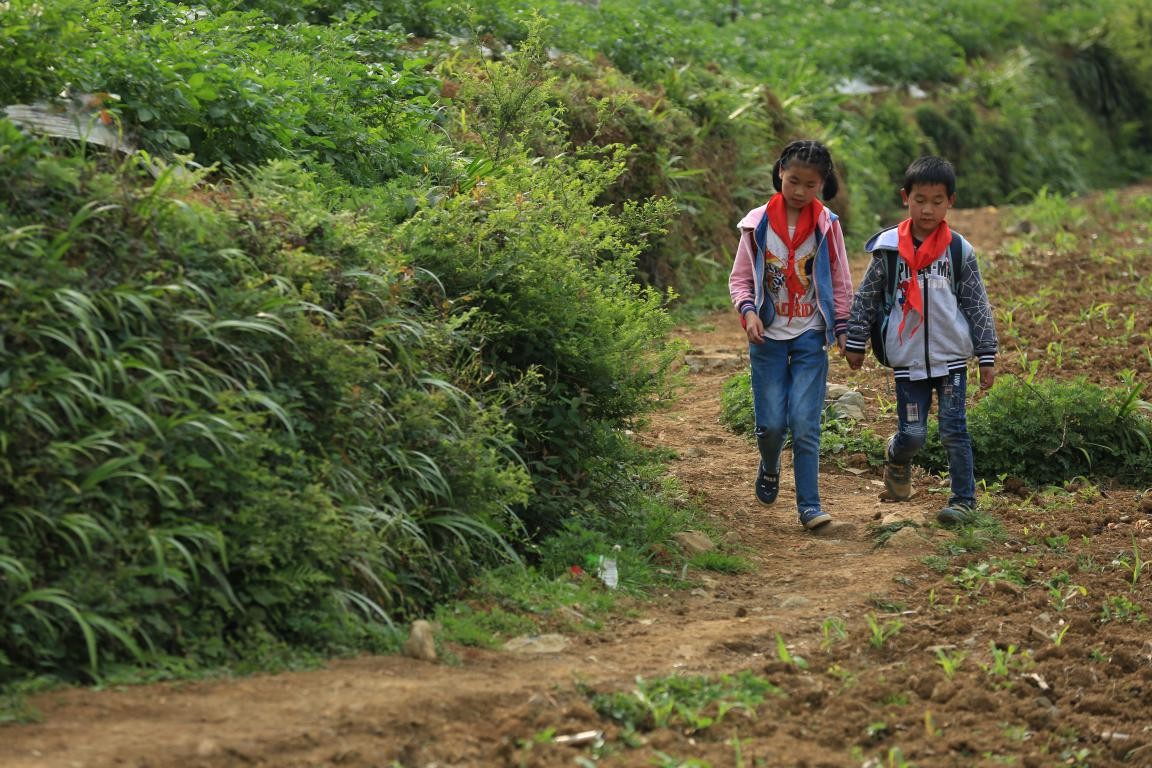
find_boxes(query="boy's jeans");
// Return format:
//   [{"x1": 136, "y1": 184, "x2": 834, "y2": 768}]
[
  {"x1": 889, "y1": 369, "x2": 977, "y2": 507},
  {"x1": 749, "y1": 329, "x2": 827, "y2": 512}
]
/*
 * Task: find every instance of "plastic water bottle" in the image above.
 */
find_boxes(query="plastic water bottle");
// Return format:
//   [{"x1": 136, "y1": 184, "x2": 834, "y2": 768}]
[{"x1": 598, "y1": 545, "x2": 621, "y2": 589}]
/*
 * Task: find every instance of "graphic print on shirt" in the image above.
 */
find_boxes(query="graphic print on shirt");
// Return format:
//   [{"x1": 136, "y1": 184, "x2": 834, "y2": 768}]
[
  {"x1": 765, "y1": 249, "x2": 817, "y2": 320},
  {"x1": 894, "y1": 255, "x2": 954, "y2": 296},
  {"x1": 893, "y1": 253, "x2": 954, "y2": 330}
]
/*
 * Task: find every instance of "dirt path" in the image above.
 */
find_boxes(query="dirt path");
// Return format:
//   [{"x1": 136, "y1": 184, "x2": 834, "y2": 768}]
[{"x1": 7, "y1": 203, "x2": 1151, "y2": 768}]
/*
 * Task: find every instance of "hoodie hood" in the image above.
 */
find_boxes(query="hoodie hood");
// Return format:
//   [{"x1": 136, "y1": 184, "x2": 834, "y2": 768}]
[{"x1": 864, "y1": 226, "x2": 900, "y2": 253}]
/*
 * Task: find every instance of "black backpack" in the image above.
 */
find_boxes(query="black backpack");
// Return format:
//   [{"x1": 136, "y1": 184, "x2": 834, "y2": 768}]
[{"x1": 870, "y1": 231, "x2": 964, "y2": 366}]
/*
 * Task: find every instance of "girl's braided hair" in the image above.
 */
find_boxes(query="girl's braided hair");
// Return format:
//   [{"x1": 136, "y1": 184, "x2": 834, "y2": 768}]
[{"x1": 771, "y1": 139, "x2": 839, "y2": 201}]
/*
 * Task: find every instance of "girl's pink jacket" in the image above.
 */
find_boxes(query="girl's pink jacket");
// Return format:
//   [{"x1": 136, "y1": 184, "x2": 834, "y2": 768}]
[{"x1": 728, "y1": 204, "x2": 853, "y2": 341}]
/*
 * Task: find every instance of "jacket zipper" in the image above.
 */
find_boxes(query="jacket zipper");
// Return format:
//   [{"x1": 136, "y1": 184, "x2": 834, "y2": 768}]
[{"x1": 921, "y1": 271, "x2": 930, "y2": 372}]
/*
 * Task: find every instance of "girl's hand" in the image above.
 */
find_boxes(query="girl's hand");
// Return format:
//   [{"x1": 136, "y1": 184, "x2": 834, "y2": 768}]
[
  {"x1": 743, "y1": 311, "x2": 765, "y2": 343},
  {"x1": 835, "y1": 333, "x2": 847, "y2": 355},
  {"x1": 844, "y1": 351, "x2": 865, "y2": 370}
]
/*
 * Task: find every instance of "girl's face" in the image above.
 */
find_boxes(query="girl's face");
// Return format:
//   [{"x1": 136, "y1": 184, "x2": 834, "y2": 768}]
[
  {"x1": 779, "y1": 162, "x2": 824, "y2": 213},
  {"x1": 901, "y1": 182, "x2": 955, "y2": 240}
]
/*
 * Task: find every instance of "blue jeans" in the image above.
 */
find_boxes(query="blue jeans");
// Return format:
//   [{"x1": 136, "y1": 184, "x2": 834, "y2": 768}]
[
  {"x1": 748, "y1": 329, "x2": 828, "y2": 512},
  {"x1": 889, "y1": 370, "x2": 976, "y2": 507}
]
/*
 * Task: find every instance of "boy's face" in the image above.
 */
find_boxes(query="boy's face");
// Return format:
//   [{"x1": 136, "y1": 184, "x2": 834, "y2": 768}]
[{"x1": 901, "y1": 182, "x2": 955, "y2": 240}]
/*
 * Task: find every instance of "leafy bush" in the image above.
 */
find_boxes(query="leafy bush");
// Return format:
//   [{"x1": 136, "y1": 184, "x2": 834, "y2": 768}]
[
  {"x1": 0, "y1": 129, "x2": 528, "y2": 683},
  {"x1": 2, "y1": 2, "x2": 447, "y2": 186},
  {"x1": 0, "y1": 0, "x2": 83, "y2": 104},
  {"x1": 392, "y1": 35, "x2": 682, "y2": 538},
  {"x1": 394, "y1": 147, "x2": 678, "y2": 535},
  {"x1": 719, "y1": 370, "x2": 754, "y2": 436},
  {"x1": 919, "y1": 376, "x2": 1152, "y2": 486}
]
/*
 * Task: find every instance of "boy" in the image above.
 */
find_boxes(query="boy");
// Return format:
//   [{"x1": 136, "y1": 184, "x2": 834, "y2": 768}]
[{"x1": 844, "y1": 156, "x2": 997, "y2": 526}]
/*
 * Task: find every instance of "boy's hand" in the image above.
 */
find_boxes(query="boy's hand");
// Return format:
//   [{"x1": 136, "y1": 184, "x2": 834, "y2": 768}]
[
  {"x1": 844, "y1": 350, "x2": 865, "y2": 370},
  {"x1": 834, "y1": 333, "x2": 847, "y2": 355},
  {"x1": 979, "y1": 365, "x2": 996, "y2": 390},
  {"x1": 743, "y1": 311, "x2": 765, "y2": 344}
]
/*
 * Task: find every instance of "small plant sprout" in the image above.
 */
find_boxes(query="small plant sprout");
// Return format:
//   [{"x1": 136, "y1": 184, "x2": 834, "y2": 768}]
[
  {"x1": 1124, "y1": 310, "x2": 1137, "y2": 333},
  {"x1": 924, "y1": 709, "x2": 941, "y2": 738},
  {"x1": 866, "y1": 720, "x2": 890, "y2": 741},
  {"x1": 1050, "y1": 584, "x2": 1087, "y2": 611},
  {"x1": 1099, "y1": 594, "x2": 1148, "y2": 624},
  {"x1": 827, "y1": 663, "x2": 859, "y2": 689},
  {"x1": 865, "y1": 613, "x2": 903, "y2": 649},
  {"x1": 775, "y1": 633, "x2": 808, "y2": 670},
  {"x1": 885, "y1": 746, "x2": 913, "y2": 767},
  {"x1": 1113, "y1": 537, "x2": 1145, "y2": 589},
  {"x1": 934, "y1": 647, "x2": 967, "y2": 679},
  {"x1": 980, "y1": 642, "x2": 1030, "y2": 685},
  {"x1": 820, "y1": 616, "x2": 847, "y2": 651},
  {"x1": 1051, "y1": 623, "x2": 1071, "y2": 646}
]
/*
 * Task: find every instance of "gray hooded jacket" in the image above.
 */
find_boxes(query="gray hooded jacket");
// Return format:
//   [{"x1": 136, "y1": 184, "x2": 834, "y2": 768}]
[{"x1": 845, "y1": 227, "x2": 997, "y2": 380}]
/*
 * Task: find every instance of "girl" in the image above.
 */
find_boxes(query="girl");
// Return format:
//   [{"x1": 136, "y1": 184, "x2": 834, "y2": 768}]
[{"x1": 728, "y1": 140, "x2": 853, "y2": 530}]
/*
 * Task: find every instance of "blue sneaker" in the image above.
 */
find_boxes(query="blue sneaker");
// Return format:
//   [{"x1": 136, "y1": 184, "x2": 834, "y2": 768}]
[
  {"x1": 755, "y1": 462, "x2": 779, "y2": 505},
  {"x1": 799, "y1": 508, "x2": 831, "y2": 530},
  {"x1": 937, "y1": 503, "x2": 975, "y2": 527}
]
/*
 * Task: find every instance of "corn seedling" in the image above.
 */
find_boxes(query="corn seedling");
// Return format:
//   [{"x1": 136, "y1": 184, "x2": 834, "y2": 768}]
[
  {"x1": 827, "y1": 663, "x2": 858, "y2": 690},
  {"x1": 1114, "y1": 538, "x2": 1145, "y2": 589},
  {"x1": 727, "y1": 734, "x2": 750, "y2": 768},
  {"x1": 865, "y1": 613, "x2": 903, "y2": 649},
  {"x1": 1050, "y1": 584, "x2": 1087, "y2": 611},
  {"x1": 934, "y1": 647, "x2": 966, "y2": 679},
  {"x1": 884, "y1": 747, "x2": 914, "y2": 768},
  {"x1": 820, "y1": 617, "x2": 847, "y2": 651},
  {"x1": 924, "y1": 709, "x2": 941, "y2": 738},
  {"x1": 980, "y1": 642, "x2": 1028, "y2": 684},
  {"x1": 775, "y1": 633, "x2": 808, "y2": 669}
]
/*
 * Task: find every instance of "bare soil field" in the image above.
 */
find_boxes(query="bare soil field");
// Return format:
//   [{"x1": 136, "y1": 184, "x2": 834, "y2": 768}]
[{"x1": 2, "y1": 194, "x2": 1151, "y2": 767}]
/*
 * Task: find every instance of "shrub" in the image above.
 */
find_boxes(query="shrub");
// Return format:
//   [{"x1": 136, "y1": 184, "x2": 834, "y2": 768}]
[
  {"x1": 394, "y1": 146, "x2": 678, "y2": 535},
  {"x1": 719, "y1": 370, "x2": 754, "y2": 436},
  {"x1": 919, "y1": 376, "x2": 1152, "y2": 486},
  {"x1": 11, "y1": 3, "x2": 446, "y2": 186},
  {"x1": 0, "y1": 130, "x2": 529, "y2": 683}
]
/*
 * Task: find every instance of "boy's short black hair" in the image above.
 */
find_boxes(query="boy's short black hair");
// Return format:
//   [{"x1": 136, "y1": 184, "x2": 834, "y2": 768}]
[{"x1": 902, "y1": 155, "x2": 956, "y2": 197}]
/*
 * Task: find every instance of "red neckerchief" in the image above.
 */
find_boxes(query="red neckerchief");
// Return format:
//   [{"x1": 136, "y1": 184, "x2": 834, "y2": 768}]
[
  {"x1": 766, "y1": 194, "x2": 822, "y2": 318},
  {"x1": 896, "y1": 218, "x2": 951, "y2": 338}
]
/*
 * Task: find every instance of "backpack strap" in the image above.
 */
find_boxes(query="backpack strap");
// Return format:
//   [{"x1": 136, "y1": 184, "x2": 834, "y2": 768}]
[
  {"x1": 880, "y1": 249, "x2": 899, "y2": 312},
  {"x1": 947, "y1": 231, "x2": 963, "y2": 290},
  {"x1": 870, "y1": 225, "x2": 900, "y2": 312}
]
